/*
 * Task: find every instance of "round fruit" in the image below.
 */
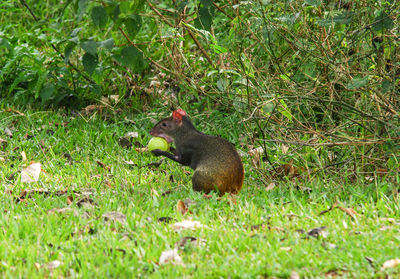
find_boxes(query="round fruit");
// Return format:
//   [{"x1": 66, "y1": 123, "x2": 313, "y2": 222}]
[{"x1": 148, "y1": 137, "x2": 170, "y2": 152}]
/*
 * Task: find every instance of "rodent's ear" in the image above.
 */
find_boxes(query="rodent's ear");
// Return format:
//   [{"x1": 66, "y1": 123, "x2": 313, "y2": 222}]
[{"x1": 172, "y1": 109, "x2": 186, "y2": 123}]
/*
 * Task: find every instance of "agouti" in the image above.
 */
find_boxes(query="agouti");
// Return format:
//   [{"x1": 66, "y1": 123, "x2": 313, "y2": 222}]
[{"x1": 150, "y1": 109, "x2": 244, "y2": 195}]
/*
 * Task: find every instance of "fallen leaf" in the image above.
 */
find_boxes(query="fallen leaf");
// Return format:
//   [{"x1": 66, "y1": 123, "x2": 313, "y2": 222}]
[
  {"x1": 172, "y1": 220, "x2": 204, "y2": 232},
  {"x1": 21, "y1": 162, "x2": 41, "y2": 183},
  {"x1": 5, "y1": 108, "x2": 24, "y2": 116},
  {"x1": 96, "y1": 160, "x2": 110, "y2": 171},
  {"x1": 125, "y1": 132, "x2": 138, "y2": 138},
  {"x1": 248, "y1": 146, "x2": 263, "y2": 167},
  {"x1": 63, "y1": 153, "x2": 73, "y2": 165},
  {"x1": 0, "y1": 137, "x2": 7, "y2": 150},
  {"x1": 103, "y1": 211, "x2": 127, "y2": 225},
  {"x1": 46, "y1": 260, "x2": 61, "y2": 270},
  {"x1": 338, "y1": 206, "x2": 358, "y2": 219},
  {"x1": 183, "y1": 198, "x2": 196, "y2": 207},
  {"x1": 307, "y1": 226, "x2": 327, "y2": 238},
  {"x1": 76, "y1": 197, "x2": 96, "y2": 208},
  {"x1": 280, "y1": 247, "x2": 292, "y2": 251},
  {"x1": 175, "y1": 236, "x2": 206, "y2": 249},
  {"x1": 265, "y1": 182, "x2": 276, "y2": 191},
  {"x1": 381, "y1": 258, "x2": 400, "y2": 270},
  {"x1": 48, "y1": 208, "x2": 77, "y2": 215},
  {"x1": 20, "y1": 151, "x2": 27, "y2": 161},
  {"x1": 159, "y1": 249, "x2": 184, "y2": 266},
  {"x1": 34, "y1": 262, "x2": 40, "y2": 270},
  {"x1": 281, "y1": 144, "x2": 289, "y2": 154},
  {"x1": 158, "y1": 217, "x2": 176, "y2": 224},
  {"x1": 177, "y1": 200, "x2": 188, "y2": 215},
  {"x1": 4, "y1": 127, "x2": 13, "y2": 137},
  {"x1": 24, "y1": 133, "x2": 34, "y2": 140},
  {"x1": 290, "y1": 271, "x2": 300, "y2": 279},
  {"x1": 118, "y1": 137, "x2": 132, "y2": 148}
]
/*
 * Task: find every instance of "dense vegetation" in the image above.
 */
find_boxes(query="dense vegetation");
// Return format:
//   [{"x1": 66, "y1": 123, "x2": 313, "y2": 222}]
[{"x1": 1, "y1": 0, "x2": 399, "y2": 277}]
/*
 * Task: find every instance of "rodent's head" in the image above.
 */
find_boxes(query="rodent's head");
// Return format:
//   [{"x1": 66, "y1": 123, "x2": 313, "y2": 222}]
[{"x1": 150, "y1": 109, "x2": 187, "y2": 142}]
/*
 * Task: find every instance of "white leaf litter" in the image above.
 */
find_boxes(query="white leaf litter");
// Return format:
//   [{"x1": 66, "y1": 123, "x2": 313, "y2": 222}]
[
  {"x1": 125, "y1": 132, "x2": 138, "y2": 138},
  {"x1": 46, "y1": 260, "x2": 61, "y2": 270},
  {"x1": 172, "y1": 220, "x2": 204, "y2": 232},
  {"x1": 381, "y1": 258, "x2": 400, "y2": 270},
  {"x1": 21, "y1": 163, "x2": 41, "y2": 183},
  {"x1": 159, "y1": 249, "x2": 184, "y2": 266}
]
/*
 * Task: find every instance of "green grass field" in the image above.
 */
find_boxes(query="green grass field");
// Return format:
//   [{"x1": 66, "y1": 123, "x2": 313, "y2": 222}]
[{"x1": 1, "y1": 108, "x2": 399, "y2": 278}]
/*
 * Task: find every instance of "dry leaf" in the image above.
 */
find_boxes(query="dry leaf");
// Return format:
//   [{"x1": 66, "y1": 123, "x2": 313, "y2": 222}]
[
  {"x1": 96, "y1": 160, "x2": 110, "y2": 171},
  {"x1": 67, "y1": 196, "x2": 73, "y2": 205},
  {"x1": 118, "y1": 137, "x2": 132, "y2": 148},
  {"x1": 176, "y1": 200, "x2": 188, "y2": 215},
  {"x1": 159, "y1": 249, "x2": 184, "y2": 266},
  {"x1": 5, "y1": 108, "x2": 25, "y2": 116},
  {"x1": 4, "y1": 127, "x2": 13, "y2": 137},
  {"x1": 21, "y1": 162, "x2": 41, "y2": 183},
  {"x1": 265, "y1": 182, "x2": 276, "y2": 191},
  {"x1": 20, "y1": 151, "x2": 27, "y2": 161},
  {"x1": 307, "y1": 226, "x2": 327, "y2": 238},
  {"x1": 158, "y1": 217, "x2": 177, "y2": 223},
  {"x1": 34, "y1": 262, "x2": 40, "y2": 270},
  {"x1": 248, "y1": 146, "x2": 264, "y2": 167},
  {"x1": 172, "y1": 220, "x2": 204, "y2": 232},
  {"x1": 125, "y1": 132, "x2": 138, "y2": 138},
  {"x1": 46, "y1": 260, "x2": 61, "y2": 270},
  {"x1": 48, "y1": 208, "x2": 77, "y2": 215},
  {"x1": 338, "y1": 206, "x2": 358, "y2": 219},
  {"x1": 0, "y1": 137, "x2": 7, "y2": 150},
  {"x1": 280, "y1": 247, "x2": 292, "y2": 251},
  {"x1": 290, "y1": 271, "x2": 300, "y2": 279},
  {"x1": 76, "y1": 197, "x2": 96, "y2": 208},
  {"x1": 381, "y1": 258, "x2": 400, "y2": 270},
  {"x1": 281, "y1": 144, "x2": 289, "y2": 154},
  {"x1": 103, "y1": 211, "x2": 127, "y2": 225},
  {"x1": 175, "y1": 236, "x2": 206, "y2": 249}
]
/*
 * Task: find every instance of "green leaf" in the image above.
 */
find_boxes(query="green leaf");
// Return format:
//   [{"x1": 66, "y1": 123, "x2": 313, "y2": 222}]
[
  {"x1": 304, "y1": 0, "x2": 321, "y2": 7},
  {"x1": 100, "y1": 38, "x2": 114, "y2": 50},
  {"x1": 333, "y1": 12, "x2": 353, "y2": 24},
  {"x1": 70, "y1": 27, "x2": 82, "y2": 37},
  {"x1": 64, "y1": 42, "x2": 76, "y2": 64},
  {"x1": 124, "y1": 15, "x2": 142, "y2": 38},
  {"x1": 346, "y1": 76, "x2": 369, "y2": 89},
  {"x1": 0, "y1": 38, "x2": 11, "y2": 50},
  {"x1": 278, "y1": 99, "x2": 292, "y2": 120},
  {"x1": 201, "y1": 0, "x2": 213, "y2": 7},
  {"x1": 77, "y1": 0, "x2": 89, "y2": 21},
  {"x1": 81, "y1": 40, "x2": 98, "y2": 55},
  {"x1": 216, "y1": 79, "x2": 229, "y2": 92},
  {"x1": 40, "y1": 83, "x2": 55, "y2": 104},
  {"x1": 91, "y1": 6, "x2": 108, "y2": 29},
  {"x1": 381, "y1": 80, "x2": 393, "y2": 93},
  {"x1": 195, "y1": 7, "x2": 212, "y2": 31},
  {"x1": 118, "y1": 46, "x2": 144, "y2": 73},
  {"x1": 82, "y1": 53, "x2": 98, "y2": 75},
  {"x1": 372, "y1": 11, "x2": 394, "y2": 31}
]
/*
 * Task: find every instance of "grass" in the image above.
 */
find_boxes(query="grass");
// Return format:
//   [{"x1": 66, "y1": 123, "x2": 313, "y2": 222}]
[{"x1": 0, "y1": 107, "x2": 399, "y2": 279}]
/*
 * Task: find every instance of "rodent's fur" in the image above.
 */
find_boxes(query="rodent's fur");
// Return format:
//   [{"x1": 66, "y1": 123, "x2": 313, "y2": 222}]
[{"x1": 150, "y1": 110, "x2": 244, "y2": 195}]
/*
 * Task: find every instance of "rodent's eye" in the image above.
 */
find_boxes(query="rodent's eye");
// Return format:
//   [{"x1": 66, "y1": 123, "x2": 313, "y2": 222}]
[{"x1": 162, "y1": 123, "x2": 167, "y2": 127}]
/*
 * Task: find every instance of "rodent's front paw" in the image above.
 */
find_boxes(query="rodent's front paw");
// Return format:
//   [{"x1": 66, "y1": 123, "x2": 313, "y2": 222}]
[{"x1": 151, "y1": 149, "x2": 163, "y2": 156}]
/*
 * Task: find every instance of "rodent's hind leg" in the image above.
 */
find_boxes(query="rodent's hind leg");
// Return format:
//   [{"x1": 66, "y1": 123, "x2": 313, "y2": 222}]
[{"x1": 192, "y1": 170, "x2": 219, "y2": 194}]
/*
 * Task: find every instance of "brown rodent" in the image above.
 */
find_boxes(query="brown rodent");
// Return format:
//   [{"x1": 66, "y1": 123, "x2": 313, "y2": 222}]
[{"x1": 150, "y1": 109, "x2": 244, "y2": 195}]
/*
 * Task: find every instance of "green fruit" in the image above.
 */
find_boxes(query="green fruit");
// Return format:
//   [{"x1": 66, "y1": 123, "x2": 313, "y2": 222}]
[{"x1": 148, "y1": 137, "x2": 170, "y2": 152}]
